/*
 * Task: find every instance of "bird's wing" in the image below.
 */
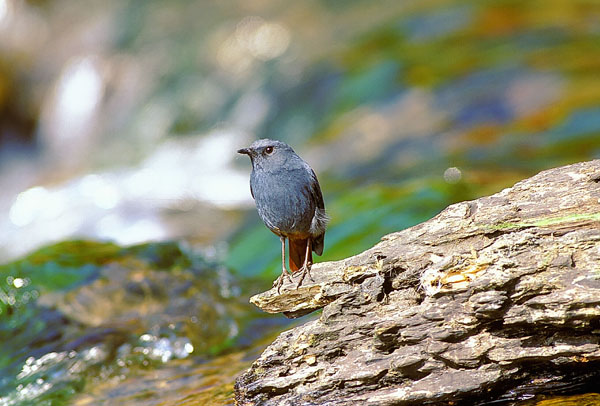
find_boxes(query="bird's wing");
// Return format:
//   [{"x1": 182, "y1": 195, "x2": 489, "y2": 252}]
[
  {"x1": 309, "y1": 169, "x2": 325, "y2": 210},
  {"x1": 308, "y1": 167, "x2": 329, "y2": 255}
]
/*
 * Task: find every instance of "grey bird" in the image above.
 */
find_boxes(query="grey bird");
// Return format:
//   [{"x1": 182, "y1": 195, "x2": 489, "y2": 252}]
[{"x1": 237, "y1": 139, "x2": 329, "y2": 292}]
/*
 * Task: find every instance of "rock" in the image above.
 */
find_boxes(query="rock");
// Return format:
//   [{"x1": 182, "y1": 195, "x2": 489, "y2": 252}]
[{"x1": 235, "y1": 160, "x2": 600, "y2": 405}]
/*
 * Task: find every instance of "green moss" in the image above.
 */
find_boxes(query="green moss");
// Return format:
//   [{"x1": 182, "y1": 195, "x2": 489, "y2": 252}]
[{"x1": 489, "y1": 212, "x2": 600, "y2": 230}]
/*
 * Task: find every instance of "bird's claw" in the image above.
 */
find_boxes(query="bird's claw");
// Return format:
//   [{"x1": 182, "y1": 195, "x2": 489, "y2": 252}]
[
  {"x1": 273, "y1": 264, "x2": 315, "y2": 293},
  {"x1": 294, "y1": 264, "x2": 314, "y2": 289},
  {"x1": 273, "y1": 268, "x2": 294, "y2": 294}
]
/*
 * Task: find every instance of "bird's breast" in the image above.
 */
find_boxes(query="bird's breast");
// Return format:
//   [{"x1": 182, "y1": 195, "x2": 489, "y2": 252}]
[{"x1": 250, "y1": 168, "x2": 315, "y2": 235}]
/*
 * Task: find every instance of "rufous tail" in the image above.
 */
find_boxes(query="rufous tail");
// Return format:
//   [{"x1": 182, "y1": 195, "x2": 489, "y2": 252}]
[{"x1": 288, "y1": 238, "x2": 311, "y2": 272}]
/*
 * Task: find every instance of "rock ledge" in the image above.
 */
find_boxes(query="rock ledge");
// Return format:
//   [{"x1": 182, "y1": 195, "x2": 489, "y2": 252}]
[{"x1": 236, "y1": 160, "x2": 600, "y2": 405}]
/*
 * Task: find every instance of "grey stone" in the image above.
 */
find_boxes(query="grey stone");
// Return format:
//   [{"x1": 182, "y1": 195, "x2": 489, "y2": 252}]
[{"x1": 236, "y1": 160, "x2": 600, "y2": 405}]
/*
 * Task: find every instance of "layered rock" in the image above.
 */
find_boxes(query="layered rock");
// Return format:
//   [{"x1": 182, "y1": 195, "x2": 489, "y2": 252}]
[{"x1": 235, "y1": 160, "x2": 600, "y2": 405}]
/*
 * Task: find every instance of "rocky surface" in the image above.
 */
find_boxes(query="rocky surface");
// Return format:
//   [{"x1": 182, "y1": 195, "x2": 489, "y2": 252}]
[{"x1": 235, "y1": 160, "x2": 600, "y2": 405}]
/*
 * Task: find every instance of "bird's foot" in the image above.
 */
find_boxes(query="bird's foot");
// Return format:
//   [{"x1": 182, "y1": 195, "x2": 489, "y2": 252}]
[
  {"x1": 273, "y1": 268, "x2": 293, "y2": 294},
  {"x1": 295, "y1": 263, "x2": 314, "y2": 289}
]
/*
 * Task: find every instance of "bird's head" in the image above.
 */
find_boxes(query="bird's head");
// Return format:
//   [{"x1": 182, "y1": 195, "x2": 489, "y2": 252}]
[{"x1": 237, "y1": 139, "x2": 296, "y2": 170}]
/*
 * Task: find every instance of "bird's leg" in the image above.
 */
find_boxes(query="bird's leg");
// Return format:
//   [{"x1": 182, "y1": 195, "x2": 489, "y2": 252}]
[
  {"x1": 295, "y1": 238, "x2": 314, "y2": 289},
  {"x1": 281, "y1": 236, "x2": 294, "y2": 278},
  {"x1": 273, "y1": 236, "x2": 293, "y2": 293}
]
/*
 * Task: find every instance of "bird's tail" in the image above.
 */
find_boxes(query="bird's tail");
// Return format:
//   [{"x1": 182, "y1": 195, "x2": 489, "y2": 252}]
[
  {"x1": 289, "y1": 238, "x2": 312, "y2": 272},
  {"x1": 312, "y1": 233, "x2": 324, "y2": 256}
]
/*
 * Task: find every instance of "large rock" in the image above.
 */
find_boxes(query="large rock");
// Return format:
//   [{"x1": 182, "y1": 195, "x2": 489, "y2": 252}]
[{"x1": 235, "y1": 160, "x2": 600, "y2": 405}]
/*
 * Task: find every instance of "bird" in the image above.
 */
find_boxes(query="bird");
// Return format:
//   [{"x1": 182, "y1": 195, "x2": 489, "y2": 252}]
[{"x1": 237, "y1": 139, "x2": 329, "y2": 293}]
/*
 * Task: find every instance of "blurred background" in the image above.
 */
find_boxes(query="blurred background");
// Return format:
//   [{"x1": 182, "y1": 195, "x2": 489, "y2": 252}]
[{"x1": 1, "y1": 0, "x2": 600, "y2": 404}]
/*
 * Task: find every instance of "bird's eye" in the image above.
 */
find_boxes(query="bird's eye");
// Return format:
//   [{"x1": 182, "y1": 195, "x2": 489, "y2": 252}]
[{"x1": 264, "y1": 146, "x2": 274, "y2": 154}]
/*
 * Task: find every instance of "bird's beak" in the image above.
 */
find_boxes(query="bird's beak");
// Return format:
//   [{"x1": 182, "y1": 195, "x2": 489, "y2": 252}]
[{"x1": 237, "y1": 147, "x2": 251, "y2": 156}]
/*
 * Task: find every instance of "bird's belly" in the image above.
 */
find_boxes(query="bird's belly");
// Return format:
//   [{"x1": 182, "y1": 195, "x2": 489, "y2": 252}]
[{"x1": 255, "y1": 193, "x2": 313, "y2": 236}]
